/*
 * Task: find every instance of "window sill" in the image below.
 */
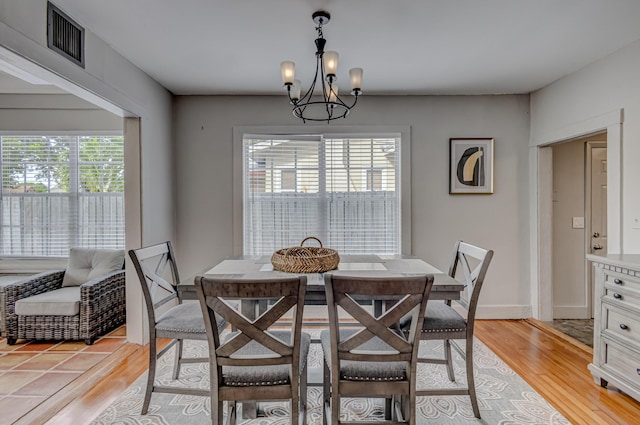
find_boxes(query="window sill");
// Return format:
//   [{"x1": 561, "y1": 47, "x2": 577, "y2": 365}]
[{"x1": 0, "y1": 258, "x2": 67, "y2": 275}]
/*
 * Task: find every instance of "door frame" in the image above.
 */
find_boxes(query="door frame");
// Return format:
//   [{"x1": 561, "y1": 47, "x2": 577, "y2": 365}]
[
  {"x1": 530, "y1": 109, "x2": 622, "y2": 321},
  {"x1": 585, "y1": 141, "x2": 607, "y2": 317}
]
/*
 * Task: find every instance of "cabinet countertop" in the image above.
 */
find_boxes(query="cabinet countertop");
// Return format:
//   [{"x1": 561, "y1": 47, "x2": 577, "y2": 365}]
[{"x1": 587, "y1": 254, "x2": 640, "y2": 270}]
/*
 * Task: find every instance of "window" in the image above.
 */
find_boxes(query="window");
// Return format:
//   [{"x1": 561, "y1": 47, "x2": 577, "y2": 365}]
[
  {"x1": 243, "y1": 134, "x2": 400, "y2": 256},
  {"x1": 1, "y1": 135, "x2": 125, "y2": 257}
]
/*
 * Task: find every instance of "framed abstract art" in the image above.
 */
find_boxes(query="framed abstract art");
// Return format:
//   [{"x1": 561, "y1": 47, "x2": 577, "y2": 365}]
[{"x1": 449, "y1": 138, "x2": 494, "y2": 194}]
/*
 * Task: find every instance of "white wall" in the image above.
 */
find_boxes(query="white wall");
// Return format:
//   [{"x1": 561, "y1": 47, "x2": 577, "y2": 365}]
[
  {"x1": 531, "y1": 39, "x2": 640, "y2": 254},
  {"x1": 552, "y1": 138, "x2": 586, "y2": 317},
  {"x1": 0, "y1": 1, "x2": 175, "y2": 343},
  {"x1": 174, "y1": 94, "x2": 531, "y2": 318}
]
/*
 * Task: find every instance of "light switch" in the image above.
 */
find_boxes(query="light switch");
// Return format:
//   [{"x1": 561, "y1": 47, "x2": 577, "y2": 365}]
[
  {"x1": 572, "y1": 217, "x2": 585, "y2": 229},
  {"x1": 633, "y1": 217, "x2": 640, "y2": 230}
]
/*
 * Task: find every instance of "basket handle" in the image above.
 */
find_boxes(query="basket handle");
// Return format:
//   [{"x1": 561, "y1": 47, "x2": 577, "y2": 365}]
[{"x1": 300, "y1": 236, "x2": 323, "y2": 247}]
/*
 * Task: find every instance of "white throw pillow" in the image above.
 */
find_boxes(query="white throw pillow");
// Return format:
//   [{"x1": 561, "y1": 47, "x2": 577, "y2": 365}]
[{"x1": 61, "y1": 248, "x2": 125, "y2": 287}]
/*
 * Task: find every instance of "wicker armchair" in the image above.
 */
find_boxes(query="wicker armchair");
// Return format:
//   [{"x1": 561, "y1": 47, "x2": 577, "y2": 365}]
[{"x1": 4, "y1": 262, "x2": 125, "y2": 345}]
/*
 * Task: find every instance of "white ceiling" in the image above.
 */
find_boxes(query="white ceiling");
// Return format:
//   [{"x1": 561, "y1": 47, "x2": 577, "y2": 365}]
[{"x1": 10, "y1": 1, "x2": 640, "y2": 96}]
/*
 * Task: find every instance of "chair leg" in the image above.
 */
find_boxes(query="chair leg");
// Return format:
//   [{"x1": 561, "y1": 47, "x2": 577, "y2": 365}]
[
  {"x1": 384, "y1": 398, "x2": 392, "y2": 420},
  {"x1": 323, "y1": 360, "x2": 330, "y2": 425},
  {"x1": 227, "y1": 401, "x2": 236, "y2": 425},
  {"x1": 331, "y1": 385, "x2": 340, "y2": 425},
  {"x1": 211, "y1": 400, "x2": 223, "y2": 425},
  {"x1": 444, "y1": 339, "x2": 455, "y2": 382},
  {"x1": 465, "y1": 337, "x2": 480, "y2": 419},
  {"x1": 142, "y1": 337, "x2": 157, "y2": 415},
  {"x1": 300, "y1": 360, "x2": 308, "y2": 425},
  {"x1": 401, "y1": 394, "x2": 413, "y2": 425},
  {"x1": 291, "y1": 371, "x2": 300, "y2": 425},
  {"x1": 172, "y1": 339, "x2": 184, "y2": 380}
]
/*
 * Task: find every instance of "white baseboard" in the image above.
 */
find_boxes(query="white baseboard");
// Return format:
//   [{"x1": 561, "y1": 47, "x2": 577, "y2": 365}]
[
  {"x1": 553, "y1": 306, "x2": 590, "y2": 319},
  {"x1": 299, "y1": 304, "x2": 533, "y2": 320},
  {"x1": 475, "y1": 305, "x2": 533, "y2": 319}
]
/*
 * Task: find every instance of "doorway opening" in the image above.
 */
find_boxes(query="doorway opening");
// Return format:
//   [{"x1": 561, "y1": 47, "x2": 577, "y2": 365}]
[{"x1": 545, "y1": 131, "x2": 607, "y2": 346}]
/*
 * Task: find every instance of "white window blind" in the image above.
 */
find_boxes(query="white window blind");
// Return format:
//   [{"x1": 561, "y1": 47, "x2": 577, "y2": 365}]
[
  {"x1": 0, "y1": 135, "x2": 125, "y2": 257},
  {"x1": 243, "y1": 133, "x2": 400, "y2": 256}
]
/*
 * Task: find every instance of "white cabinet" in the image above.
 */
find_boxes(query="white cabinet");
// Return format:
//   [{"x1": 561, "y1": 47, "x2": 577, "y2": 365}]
[{"x1": 587, "y1": 254, "x2": 640, "y2": 402}]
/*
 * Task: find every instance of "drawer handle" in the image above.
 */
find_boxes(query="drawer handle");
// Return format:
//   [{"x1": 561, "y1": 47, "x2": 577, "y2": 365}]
[
  {"x1": 620, "y1": 324, "x2": 629, "y2": 330},
  {"x1": 614, "y1": 278, "x2": 623, "y2": 284},
  {"x1": 613, "y1": 293, "x2": 622, "y2": 299},
  {"x1": 637, "y1": 368, "x2": 640, "y2": 376}
]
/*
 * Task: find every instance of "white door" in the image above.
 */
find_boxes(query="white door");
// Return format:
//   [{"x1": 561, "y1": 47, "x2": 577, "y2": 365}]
[{"x1": 587, "y1": 142, "x2": 607, "y2": 317}]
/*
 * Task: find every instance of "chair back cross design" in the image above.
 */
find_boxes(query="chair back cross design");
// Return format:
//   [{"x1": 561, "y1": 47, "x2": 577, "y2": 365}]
[
  {"x1": 330, "y1": 280, "x2": 427, "y2": 362},
  {"x1": 204, "y1": 280, "x2": 303, "y2": 367},
  {"x1": 130, "y1": 242, "x2": 181, "y2": 320},
  {"x1": 448, "y1": 241, "x2": 493, "y2": 317}
]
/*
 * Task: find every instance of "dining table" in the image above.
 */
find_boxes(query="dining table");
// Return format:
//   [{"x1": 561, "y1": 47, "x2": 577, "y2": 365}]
[
  {"x1": 179, "y1": 254, "x2": 465, "y2": 419},
  {"x1": 179, "y1": 254, "x2": 464, "y2": 310}
]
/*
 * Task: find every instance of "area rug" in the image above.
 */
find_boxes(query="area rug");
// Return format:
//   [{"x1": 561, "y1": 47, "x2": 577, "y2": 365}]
[{"x1": 92, "y1": 333, "x2": 569, "y2": 425}]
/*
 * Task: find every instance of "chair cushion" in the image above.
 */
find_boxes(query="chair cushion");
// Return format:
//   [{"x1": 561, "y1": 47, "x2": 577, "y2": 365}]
[
  {"x1": 155, "y1": 302, "x2": 227, "y2": 340},
  {"x1": 221, "y1": 330, "x2": 311, "y2": 387},
  {"x1": 15, "y1": 287, "x2": 81, "y2": 316},
  {"x1": 320, "y1": 328, "x2": 408, "y2": 382},
  {"x1": 400, "y1": 301, "x2": 467, "y2": 335},
  {"x1": 62, "y1": 248, "x2": 125, "y2": 287}
]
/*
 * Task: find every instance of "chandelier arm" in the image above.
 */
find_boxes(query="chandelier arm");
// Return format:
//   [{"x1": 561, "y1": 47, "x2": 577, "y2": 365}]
[
  {"x1": 297, "y1": 51, "x2": 322, "y2": 105},
  {"x1": 333, "y1": 92, "x2": 359, "y2": 109}
]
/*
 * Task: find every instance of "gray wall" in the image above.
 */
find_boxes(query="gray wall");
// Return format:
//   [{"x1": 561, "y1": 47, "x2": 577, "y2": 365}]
[
  {"x1": 0, "y1": 94, "x2": 122, "y2": 130},
  {"x1": 174, "y1": 94, "x2": 531, "y2": 318}
]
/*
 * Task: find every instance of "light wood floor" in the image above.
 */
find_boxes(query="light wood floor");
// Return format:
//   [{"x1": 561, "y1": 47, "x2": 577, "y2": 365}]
[{"x1": 43, "y1": 319, "x2": 640, "y2": 425}]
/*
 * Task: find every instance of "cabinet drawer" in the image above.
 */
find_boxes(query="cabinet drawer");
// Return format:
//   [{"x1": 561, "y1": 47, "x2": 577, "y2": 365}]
[
  {"x1": 603, "y1": 341, "x2": 640, "y2": 388},
  {"x1": 604, "y1": 305, "x2": 640, "y2": 345},
  {"x1": 604, "y1": 288, "x2": 640, "y2": 309},
  {"x1": 605, "y1": 270, "x2": 640, "y2": 293}
]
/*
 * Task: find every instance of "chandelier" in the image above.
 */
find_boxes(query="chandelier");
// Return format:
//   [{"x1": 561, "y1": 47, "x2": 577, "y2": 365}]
[{"x1": 280, "y1": 11, "x2": 363, "y2": 123}]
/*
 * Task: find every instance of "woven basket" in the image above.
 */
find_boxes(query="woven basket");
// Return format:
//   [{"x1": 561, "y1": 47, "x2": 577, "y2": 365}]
[{"x1": 271, "y1": 237, "x2": 340, "y2": 273}]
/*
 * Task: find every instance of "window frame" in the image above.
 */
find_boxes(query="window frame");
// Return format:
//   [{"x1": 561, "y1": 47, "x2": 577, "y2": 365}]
[{"x1": 233, "y1": 125, "x2": 412, "y2": 256}]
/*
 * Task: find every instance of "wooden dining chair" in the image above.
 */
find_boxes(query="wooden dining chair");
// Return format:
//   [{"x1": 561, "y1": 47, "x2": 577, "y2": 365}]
[
  {"x1": 401, "y1": 240, "x2": 493, "y2": 418},
  {"x1": 195, "y1": 275, "x2": 310, "y2": 425},
  {"x1": 129, "y1": 241, "x2": 227, "y2": 414},
  {"x1": 321, "y1": 273, "x2": 433, "y2": 425}
]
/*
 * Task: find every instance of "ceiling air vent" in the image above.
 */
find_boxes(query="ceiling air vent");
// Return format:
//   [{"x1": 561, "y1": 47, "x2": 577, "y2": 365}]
[{"x1": 47, "y1": 2, "x2": 85, "y2": 68}]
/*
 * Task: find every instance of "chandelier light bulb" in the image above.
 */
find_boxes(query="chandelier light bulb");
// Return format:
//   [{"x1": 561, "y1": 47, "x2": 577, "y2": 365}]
[
  {"x1": 291, "y1": 80, "x2": 302, "y2": 101},
  {"x1": 327, "y1": 83, "x2": 338, "y2": 103},
  {"x1": 280, "y1": 61, "x2": 295, "y2": 85},
  {"x1": 349, "y1": 68, "x2": 363, "y2": 92},
  {"x1": 323, "y1": 51, "x2": 339, "y2": 77}
]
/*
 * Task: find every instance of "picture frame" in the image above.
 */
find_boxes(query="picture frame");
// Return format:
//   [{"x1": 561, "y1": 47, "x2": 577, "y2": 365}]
[{"x1": 449, "y1": 138, "x2": 494, "y2": 194}]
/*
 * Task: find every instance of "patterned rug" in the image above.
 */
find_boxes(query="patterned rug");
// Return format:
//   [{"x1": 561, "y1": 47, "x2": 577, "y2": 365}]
[{"x1": 92, "y1": 333, "x2": 569, "y2": 425}]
